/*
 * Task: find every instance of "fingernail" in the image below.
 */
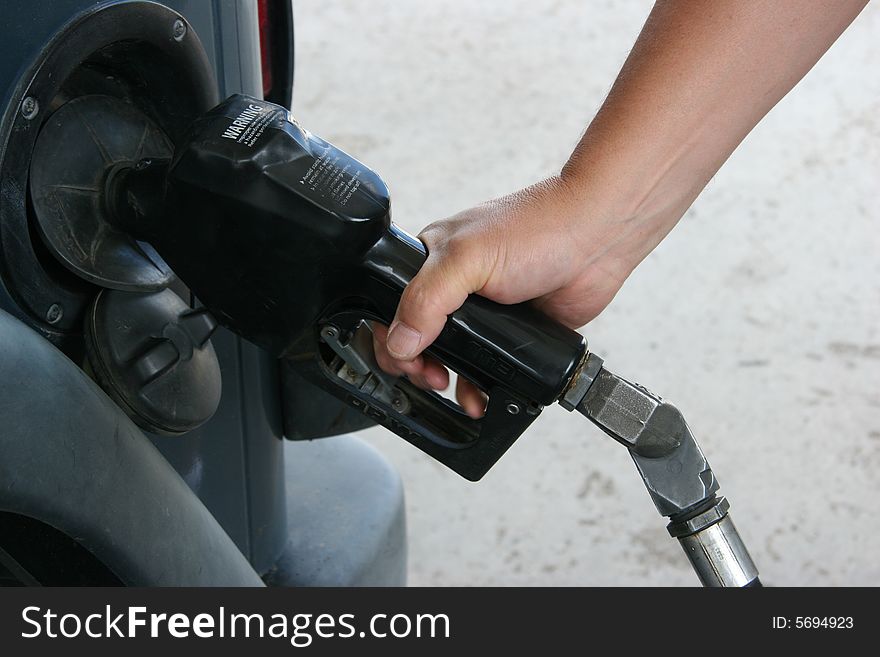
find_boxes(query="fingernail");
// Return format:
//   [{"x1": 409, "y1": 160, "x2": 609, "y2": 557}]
[{"x1": 386, "y1": 321, "x2": 421, "y2": 359}]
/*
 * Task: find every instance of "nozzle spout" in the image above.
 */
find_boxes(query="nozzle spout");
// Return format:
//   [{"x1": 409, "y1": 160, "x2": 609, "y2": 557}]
[{"x1": 105, "y1": 157, "x2": 171, "y2": 243}]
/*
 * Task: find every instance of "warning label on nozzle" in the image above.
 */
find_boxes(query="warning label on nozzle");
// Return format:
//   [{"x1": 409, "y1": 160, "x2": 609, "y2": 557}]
[
  {"x1": 220, "y1": 103, "x2": 277, "y2": 147},
  {"x1": 299, "y1": 144, "x2": 362, "y2": 207}
]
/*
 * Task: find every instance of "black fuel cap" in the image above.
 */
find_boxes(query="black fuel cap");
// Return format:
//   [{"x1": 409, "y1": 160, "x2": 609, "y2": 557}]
[{"x1": 85, "y1": 288, "x2": 221, "y2": 435}]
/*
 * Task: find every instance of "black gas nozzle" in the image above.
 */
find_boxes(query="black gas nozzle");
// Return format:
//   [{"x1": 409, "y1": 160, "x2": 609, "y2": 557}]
[{"x1": 107, "y1": 94, "x2": 588, "y2": 480}]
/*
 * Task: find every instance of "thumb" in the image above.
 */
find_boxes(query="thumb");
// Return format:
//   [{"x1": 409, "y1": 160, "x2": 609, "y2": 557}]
[{"x1": 386, "y1": 248, "x2": 482, "y2": 361}]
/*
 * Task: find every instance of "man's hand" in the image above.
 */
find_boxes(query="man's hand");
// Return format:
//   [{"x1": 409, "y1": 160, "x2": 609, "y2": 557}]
[{"x1": 372, "y1": 175, "x2": 635, "y2": 418}]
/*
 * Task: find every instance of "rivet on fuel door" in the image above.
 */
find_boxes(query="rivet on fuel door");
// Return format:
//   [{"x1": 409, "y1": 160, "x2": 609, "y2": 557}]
[
  {"x1": 45, "y1": 303, "x2": 63, "y2": 325},
  {"x1": 172, "y1": 19, "x2": 187, "y2": 42},
  {"x1": 20, "y1": 96, "x2": 38, "y2": 120}
]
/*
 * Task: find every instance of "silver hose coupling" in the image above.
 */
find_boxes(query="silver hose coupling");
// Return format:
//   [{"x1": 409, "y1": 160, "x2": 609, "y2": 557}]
[
  {"x1": 667, "y1": 497, "x2": 759, "y2": 587},
  {"x1": 561, "y1": 355, "x2": 761, "y2": 587}
]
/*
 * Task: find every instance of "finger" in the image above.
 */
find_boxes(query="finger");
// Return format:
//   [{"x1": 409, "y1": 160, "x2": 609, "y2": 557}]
[
  {"x1": 373, "y1": 324, "x2": 449, "y2": 390},
  {"x1": 372, "y1": 324, "x2": 426, "y2": 378},
  {"x1": 456, "y1": 376, "x2": 488, "y2": 419},
  {"x1": 420, "y1": 355, "x2": 450, "y2": 391},
  {"x1": 386, "y1": 240, "x2": 485, "y2": 362}
]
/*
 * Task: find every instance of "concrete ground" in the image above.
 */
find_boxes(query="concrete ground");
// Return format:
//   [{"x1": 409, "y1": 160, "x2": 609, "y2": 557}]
[{"x1": 292, "y1": 1, "x2": 880, "y2": 586}]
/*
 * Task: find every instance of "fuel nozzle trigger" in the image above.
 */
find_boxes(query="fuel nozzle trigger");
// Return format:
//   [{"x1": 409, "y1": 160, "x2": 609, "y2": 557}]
[
  {"x1": 311, "y1": 313, "x2": 547, "y2": 481},
  {"x1": 319, "y1": 320, "x2": 408, "y2": 412}
]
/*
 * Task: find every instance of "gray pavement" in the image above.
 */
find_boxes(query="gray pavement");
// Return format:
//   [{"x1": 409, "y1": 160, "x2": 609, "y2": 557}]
[{"x1": 292, "y1": 0, "x2": 880, "y2": 586}]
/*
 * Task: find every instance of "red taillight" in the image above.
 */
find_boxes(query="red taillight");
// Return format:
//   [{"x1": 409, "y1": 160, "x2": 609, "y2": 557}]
[{"x1": 257, "y1": 0, "x2": 274, "y2": 98}]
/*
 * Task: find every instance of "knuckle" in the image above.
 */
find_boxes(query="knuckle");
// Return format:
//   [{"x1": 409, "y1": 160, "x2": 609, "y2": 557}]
[
  {"x1": 402, "y1": 278, "x2": 444, "y2": 317},
  {"x1": 441, "y1": 233, "x2": 471, "y2": 260}
]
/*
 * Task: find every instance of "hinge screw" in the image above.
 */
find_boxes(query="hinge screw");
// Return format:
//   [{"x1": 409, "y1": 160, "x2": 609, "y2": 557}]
[
  {"x1": 20, "y1": 96, "x2": 39, "y2": 120},
  {"x1": 46, "y1": 303, "x2": 63, "y2": 325},
  {"x1": 172, "y1": 19, "x2": 187, "y2": 41}
]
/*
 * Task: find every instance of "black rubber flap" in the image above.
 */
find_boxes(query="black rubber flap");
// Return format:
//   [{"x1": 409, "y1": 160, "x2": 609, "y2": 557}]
[
  {"x1": 85, "y1": 288, "x2": 221, "y2": 435},
  {"x1": 29, "y1": 95, "x2": 174, "y2": 290}
]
